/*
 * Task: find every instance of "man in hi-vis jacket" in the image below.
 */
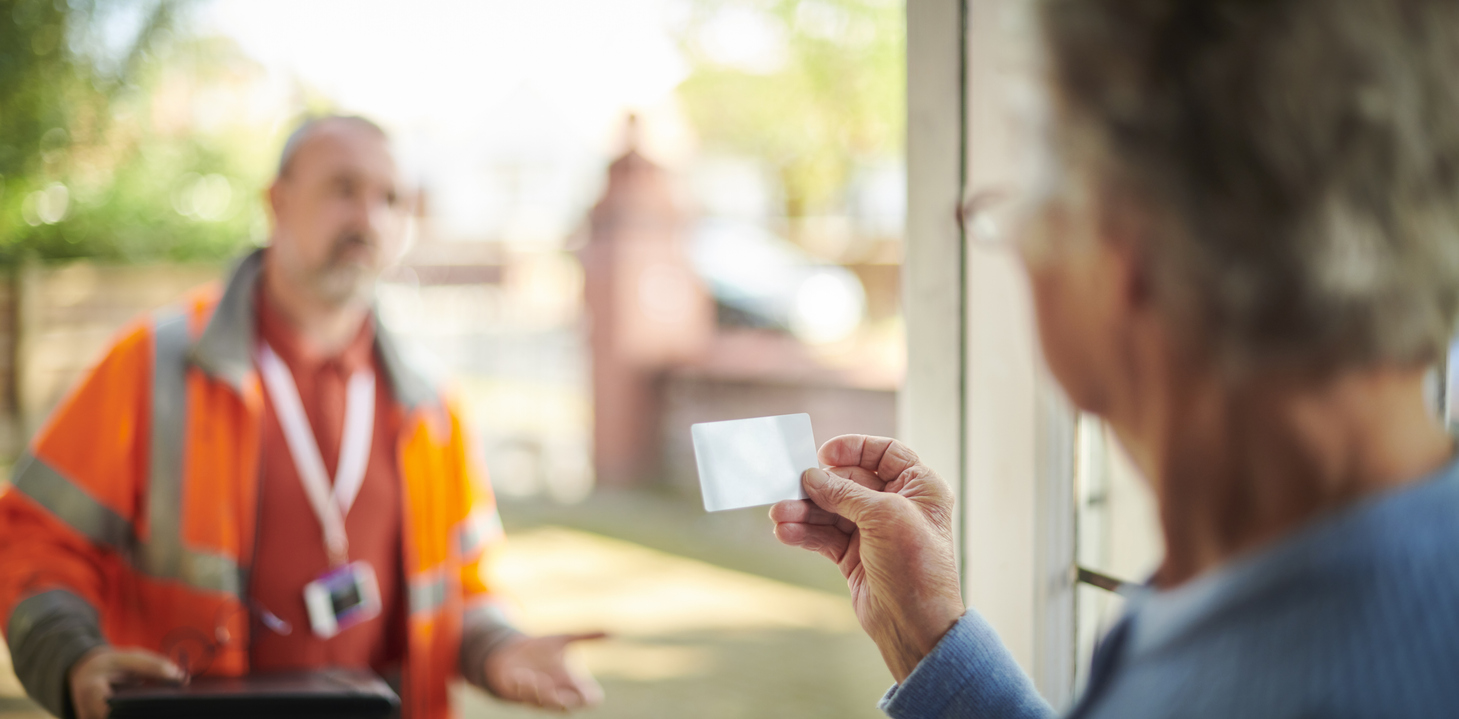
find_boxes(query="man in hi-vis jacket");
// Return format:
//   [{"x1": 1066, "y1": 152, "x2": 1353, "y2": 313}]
[{"x1": 0, "y1": 116, "x2": 603, "y2": 719}]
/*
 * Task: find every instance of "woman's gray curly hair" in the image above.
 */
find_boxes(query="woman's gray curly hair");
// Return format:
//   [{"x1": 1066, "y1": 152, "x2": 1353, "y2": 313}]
[{"x1": 1040, "y1": 0, "x2": 1459, "y2": 373}]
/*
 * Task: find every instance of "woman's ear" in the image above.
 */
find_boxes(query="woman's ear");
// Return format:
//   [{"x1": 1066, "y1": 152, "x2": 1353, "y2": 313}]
[{"x1": 1095, "y1": 185, "x2": 1158, "y2": 316}]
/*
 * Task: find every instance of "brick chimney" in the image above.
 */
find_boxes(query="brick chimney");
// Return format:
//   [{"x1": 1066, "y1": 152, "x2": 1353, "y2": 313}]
[{"x1": 580, "y1": 116, "x2": 713, "y2": 488}]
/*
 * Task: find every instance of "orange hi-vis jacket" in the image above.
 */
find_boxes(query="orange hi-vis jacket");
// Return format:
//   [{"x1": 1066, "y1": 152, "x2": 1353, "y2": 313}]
[{"x1": 0, "y1": 251, "x2": 510, "y2": 719}]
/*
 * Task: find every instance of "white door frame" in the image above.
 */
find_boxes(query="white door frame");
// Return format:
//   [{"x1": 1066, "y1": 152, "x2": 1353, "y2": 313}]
[{"x1": 903, "y1": 0, "x2": 1077, "y2": 707}]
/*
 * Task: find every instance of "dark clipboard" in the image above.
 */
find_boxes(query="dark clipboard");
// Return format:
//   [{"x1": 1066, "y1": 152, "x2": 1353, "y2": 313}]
[{"x1": 107, "y1": 668, "x2": 399, "y2": 719}]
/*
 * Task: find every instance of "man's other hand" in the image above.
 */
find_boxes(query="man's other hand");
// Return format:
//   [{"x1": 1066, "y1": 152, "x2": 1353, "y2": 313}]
[
  {"x1": 770, "y1": 434, "x2": 965, "y2": 683},
  {"x1": 483, "y1": 632, "x2": 606, "y2": 711},
  {"x1": 68, "y1": 646, "x2": 185, "y2": 719}
]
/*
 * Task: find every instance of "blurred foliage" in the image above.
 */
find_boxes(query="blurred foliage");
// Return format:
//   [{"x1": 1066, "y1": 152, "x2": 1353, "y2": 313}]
[
  {"x1": 0, "y1": 0, "x2": 271, "y2": 264},
  {"x1": 675, "y1": 0, "x2": 903, "y2": 218}
]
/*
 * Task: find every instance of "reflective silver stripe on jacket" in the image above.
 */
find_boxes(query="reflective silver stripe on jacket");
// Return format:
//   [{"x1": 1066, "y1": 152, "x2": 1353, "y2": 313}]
[
  {"x1": 409, "y1": 570, "x2": 450, "y2": 616},
  {"x1": 455, "y1": 508, "x2": 504, "y2": 559},
  {"x1": 11, "y1": 453, "x2": 131, "y2": 549},
  {"x1": 135, "y1": 310, "x2": 242, "y2": 595},
  {"x1": 15, "y1": 251, "x2": 438, "y2": 597}
]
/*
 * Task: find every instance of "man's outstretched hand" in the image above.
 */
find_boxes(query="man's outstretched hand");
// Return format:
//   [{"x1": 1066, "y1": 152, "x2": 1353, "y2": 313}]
[
  {"x1": 770, "y1": 434, "x2": 964, "y2": 683},
  {"x1": 483, "y1": 632, "x2": 606, "y2": 711}
]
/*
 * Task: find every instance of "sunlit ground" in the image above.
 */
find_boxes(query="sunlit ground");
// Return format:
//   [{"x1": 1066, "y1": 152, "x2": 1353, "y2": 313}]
[
  {"x1": 0, "y1": 515, "x2": 890, "y2": 719},
  {"x1": 463, "y1": 525, "x2": 888, "y2": 718}
]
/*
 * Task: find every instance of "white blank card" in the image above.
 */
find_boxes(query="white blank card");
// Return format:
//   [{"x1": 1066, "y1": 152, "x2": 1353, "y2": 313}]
[{"x1": 691, "y1": 413, "x2": 818, "y2": 512}]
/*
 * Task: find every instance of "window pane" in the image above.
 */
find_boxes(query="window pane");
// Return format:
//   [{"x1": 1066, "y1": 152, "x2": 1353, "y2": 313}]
[{"x1": 1073, "y1": 415, "x2": 1162, "y2": 691}]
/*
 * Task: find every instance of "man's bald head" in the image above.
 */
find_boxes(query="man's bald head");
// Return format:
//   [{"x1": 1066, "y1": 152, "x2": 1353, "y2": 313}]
[{"x1": 277, "y1": 115, "x2": 388, "y2": 179}]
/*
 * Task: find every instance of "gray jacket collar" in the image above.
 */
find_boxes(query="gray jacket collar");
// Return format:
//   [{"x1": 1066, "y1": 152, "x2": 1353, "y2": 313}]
[{"x1": 189, "y1": 248, "x2": 440, "y2": 411}]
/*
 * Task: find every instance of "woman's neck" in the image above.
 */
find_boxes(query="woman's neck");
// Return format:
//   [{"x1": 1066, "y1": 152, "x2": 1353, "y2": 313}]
[{"x1": 1121, "y1": 361, "x2": 1454, "y2": 588}]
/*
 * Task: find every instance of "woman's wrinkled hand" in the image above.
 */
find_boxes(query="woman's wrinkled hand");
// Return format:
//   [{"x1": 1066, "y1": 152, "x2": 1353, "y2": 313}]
[{"x1": 770, "y1": 434, "x2": 965, "y2": 683}]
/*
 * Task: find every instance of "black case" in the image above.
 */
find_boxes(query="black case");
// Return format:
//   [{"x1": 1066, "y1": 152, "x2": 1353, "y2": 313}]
[{"x1": 107, "y1": 668, "x2": 399, "y2": 719}]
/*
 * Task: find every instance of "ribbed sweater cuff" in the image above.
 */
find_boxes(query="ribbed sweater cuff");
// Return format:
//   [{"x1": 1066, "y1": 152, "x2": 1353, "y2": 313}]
[{"x1": 879, "y1": 610, "x2": 1055, "y2": 719}]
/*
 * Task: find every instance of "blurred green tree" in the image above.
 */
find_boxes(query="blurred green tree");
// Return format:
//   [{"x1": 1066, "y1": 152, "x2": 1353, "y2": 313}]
[
  {"x1": 0, "y1": 0, "x2": 270, "y2": 263},
  {"x1": 675, "y1": 0, "x2": 904, "y2": 219}
]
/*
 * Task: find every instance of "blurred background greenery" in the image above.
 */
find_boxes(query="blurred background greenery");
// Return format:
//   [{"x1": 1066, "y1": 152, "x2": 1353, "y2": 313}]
[
  {"x1": 0, "y1": 0, "x2": 280, "y2": 263},
  {"x1": 676, "y1": 0, "x2": 903, "y2": 220},
  {"x1": 1, "y1": 0, "x2": 902, "y2": 263}
]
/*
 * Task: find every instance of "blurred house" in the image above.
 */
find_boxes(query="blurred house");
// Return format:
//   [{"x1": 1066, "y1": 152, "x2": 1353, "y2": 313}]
[
  {"x1": 580, "y1": 121, "x2": 716, "y2": 489},
  {"x1": 580, "y1": 122, "x2": 902, "y2": 494}
]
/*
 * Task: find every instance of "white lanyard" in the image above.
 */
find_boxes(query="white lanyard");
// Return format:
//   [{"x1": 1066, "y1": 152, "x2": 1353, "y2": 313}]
[{"x1": 258, "y1": 343, "x2": 376, "y2": 567}]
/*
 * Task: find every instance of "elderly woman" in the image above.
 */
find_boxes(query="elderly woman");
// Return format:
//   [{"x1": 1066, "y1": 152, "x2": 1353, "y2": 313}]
[{"x1": 771, "y1": 0, "x2": 1459, "y2": 717}]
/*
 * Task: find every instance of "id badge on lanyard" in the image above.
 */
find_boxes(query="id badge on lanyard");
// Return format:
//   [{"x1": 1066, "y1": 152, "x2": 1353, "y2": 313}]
[
  {"x1": 304, "y1": 561, "x2": 382, "y2": 638},
  {"x1": 259, "y1": 344, "x2": 383, "y2": 638}
]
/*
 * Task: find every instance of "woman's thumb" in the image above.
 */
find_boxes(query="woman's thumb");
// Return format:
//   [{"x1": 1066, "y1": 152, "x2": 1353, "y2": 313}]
[{"x1": 802, "y1": 467, "x2": 882, "y2": 523}]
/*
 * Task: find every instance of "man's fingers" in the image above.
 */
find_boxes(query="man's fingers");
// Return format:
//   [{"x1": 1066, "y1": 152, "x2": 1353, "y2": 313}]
[
  {"x1": 106, "y1": 650, "x2": 185, "y2": 682},
  {"x1": 801, "y1": 467, "x2": 885, "y2": 524},
  {"x1": 76, "y1": 688, "x2": 110, "y2": 719},
  {"x1": 530, "y1": 678, "x2": 555, "y2": 709},
  {"x1": 550, "y1": 687, "x2": 580, "y2": 710},
  {"x1": 70, "y1": 648, "x2": 182, "y2": 719},
  {"x1": 511, "y1": 670, "x2": 551, "y2": 707},
  {"x1": 538, "y1": 685, "x2": 569, "y2": 711},
  {"x1": 559, "y1": 631, "x2": 609, "y2": 645},
  {"x1": 553, "y1": 665, "x2": 604, "y2": 710},
  {"x1": 773, "y1": 521, "x2": 852, "y2": 563},
  {"x1": 541, "y1": 674, "x2": 595, "y2": 711},
  {"x1": 554, "y1": 676, "x2": 602, "y2": 711},
  {"x1": 575, "y1": 674, "x2": 605, "y2": 707}
]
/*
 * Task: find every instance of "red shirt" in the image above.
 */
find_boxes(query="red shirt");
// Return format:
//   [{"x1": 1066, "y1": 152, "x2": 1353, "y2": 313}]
[{"x1": 247, "y1": 289, "x2": 407, "y2": 675}]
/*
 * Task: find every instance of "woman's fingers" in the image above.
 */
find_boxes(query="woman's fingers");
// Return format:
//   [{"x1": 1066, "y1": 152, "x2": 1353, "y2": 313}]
[
  {"x1": 817, "y1": 435, "x2": 924, "y2": 485},
  {"x1": 828, "y1": 465, "x2": 888, "y2": 491},
  {"x1": 770, "y1": 499, "x2": 838, "y2": 524},
  {"x1": 771, "y1": 465, "x2": 890, "y2": 538},
  {"x1": 773, "y1": 521, "x2": 852, "y2": 563}
]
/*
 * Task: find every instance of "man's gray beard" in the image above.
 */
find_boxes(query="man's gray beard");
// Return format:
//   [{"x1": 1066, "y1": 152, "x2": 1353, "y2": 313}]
[{"x1": 311, "y1": 264, "x2": 377, "y2": 307}]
